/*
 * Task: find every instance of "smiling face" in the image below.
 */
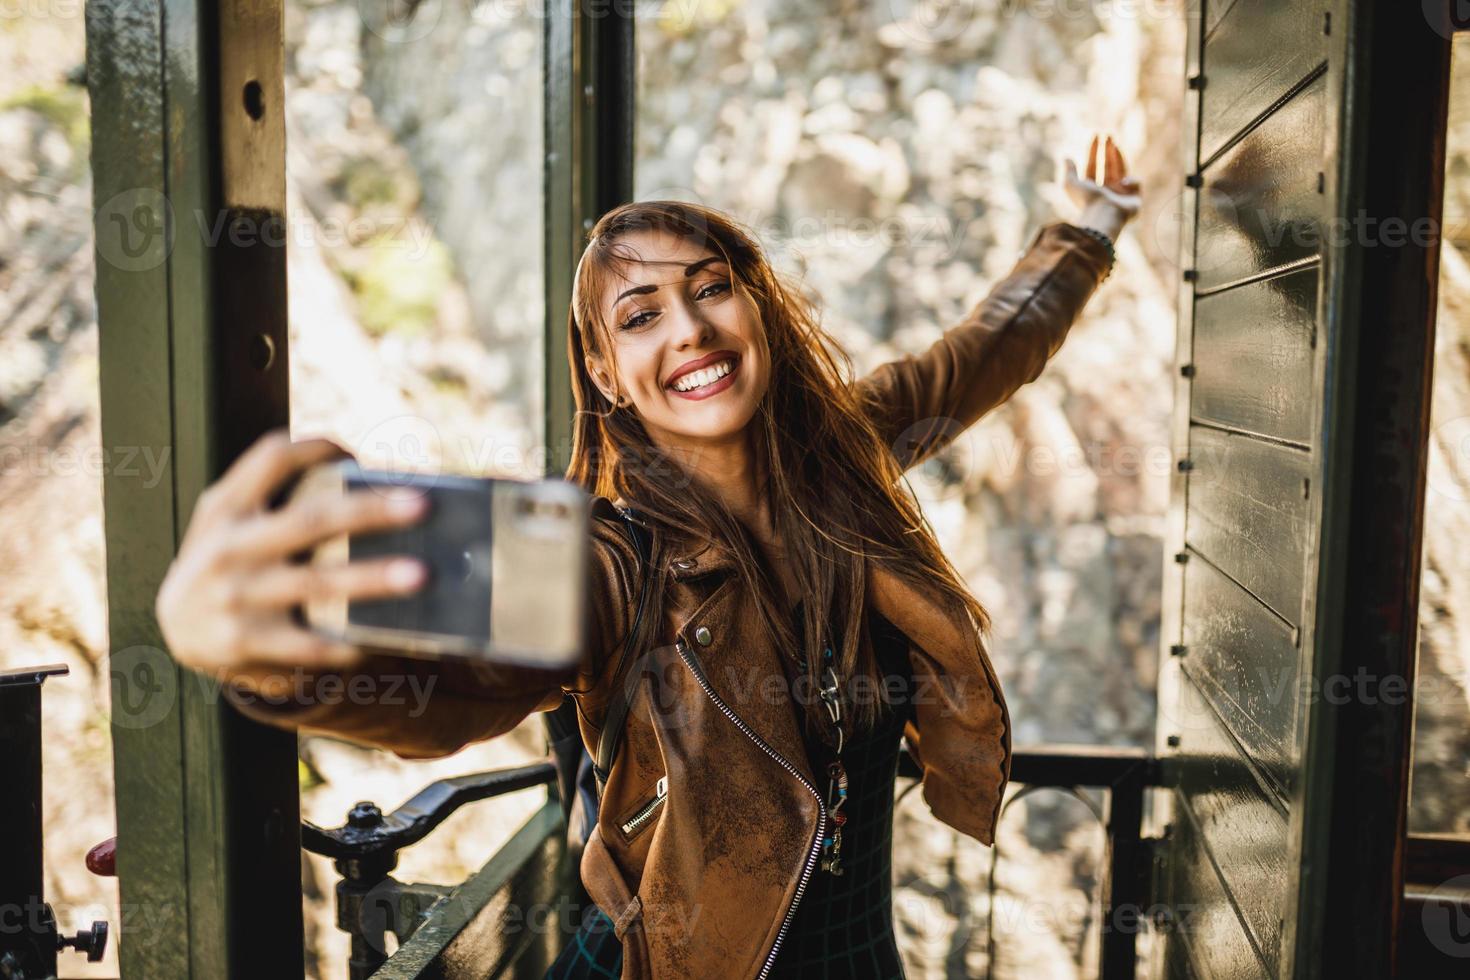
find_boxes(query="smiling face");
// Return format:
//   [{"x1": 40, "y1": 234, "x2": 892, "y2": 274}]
[{"x1": 585, "y1": 227, "x2": 771, "y2": 455}]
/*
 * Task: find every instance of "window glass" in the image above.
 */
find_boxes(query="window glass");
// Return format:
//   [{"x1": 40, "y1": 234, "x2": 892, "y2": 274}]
[
  {"x1": 1409, "y1": 29, "x2": 1470, "y2": 840},
  {"x1": 284, "y1": 1, "x2": 549, "y2": 973}
]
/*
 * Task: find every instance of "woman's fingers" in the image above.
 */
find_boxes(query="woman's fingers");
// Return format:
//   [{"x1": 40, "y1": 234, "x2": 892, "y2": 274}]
[
  {"x1": 1082, "y1": 133, "x2": 1133, "y2": 189},
  {"x1": 241, "y1": 556, "x2": 429, "y2": 611},
  {"x1": 238, "y1": 619, "x2": 363, "y2": 672},
  {"x1": 1107, "y1": 136, "x2": 1131, "y2": 189},
  {"x1": 229, "y1": 485, "x2": 430, "y2": 563},
  {"x1": 202, "y1": 429, "x2": 353, "y2": 520}
]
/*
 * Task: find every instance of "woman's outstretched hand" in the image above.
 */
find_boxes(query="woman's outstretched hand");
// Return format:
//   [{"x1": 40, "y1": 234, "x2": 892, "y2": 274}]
[
  {"x1": 1063, "y1": 133, "x2": 1141, "y2": 241},
  {"x1": 154, "y1": 429, "x2": 431, "y2": 699}
]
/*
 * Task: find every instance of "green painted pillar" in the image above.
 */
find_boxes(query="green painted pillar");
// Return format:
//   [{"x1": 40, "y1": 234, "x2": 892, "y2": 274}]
[{"x1": 86, "y1": 0, "x2": 304, "y2": 974}]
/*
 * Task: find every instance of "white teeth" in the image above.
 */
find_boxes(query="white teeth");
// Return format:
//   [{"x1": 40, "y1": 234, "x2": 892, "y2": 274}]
[{"x1": 671, "y1": 359, "x2": 734, "y2": 392}]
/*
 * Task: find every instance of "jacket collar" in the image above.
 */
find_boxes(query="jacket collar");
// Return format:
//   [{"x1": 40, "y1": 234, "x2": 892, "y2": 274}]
[{"x1": 609, "y1": 495, "x2": 740, "y2": 582}]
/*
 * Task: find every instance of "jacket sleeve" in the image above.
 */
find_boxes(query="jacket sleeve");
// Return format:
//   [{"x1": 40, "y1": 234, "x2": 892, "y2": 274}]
[
  {"x1": 218, "y1": 513, "x2": 640, "y2": 760},
  {"x1": 855, "y1": 221, "x2": 1112, "y2": 471}
]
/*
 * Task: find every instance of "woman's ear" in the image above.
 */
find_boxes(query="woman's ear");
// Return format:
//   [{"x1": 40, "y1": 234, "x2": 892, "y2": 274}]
[{"x1": 584, "y1": 354, "x2": 618, "y2": 405}]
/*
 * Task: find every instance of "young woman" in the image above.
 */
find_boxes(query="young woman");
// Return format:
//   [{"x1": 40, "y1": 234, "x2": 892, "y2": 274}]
[{"x1": 156, "y1": 134, "x2": 1140, "y2": 979}]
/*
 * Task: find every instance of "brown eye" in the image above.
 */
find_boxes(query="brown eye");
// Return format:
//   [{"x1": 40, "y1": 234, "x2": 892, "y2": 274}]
[
  {"x1": 696, "y1": 281, "x2": 731, "y2": 300},
  {"x1": 621, "y1": 310, "x2": 657, "y2": 330}
]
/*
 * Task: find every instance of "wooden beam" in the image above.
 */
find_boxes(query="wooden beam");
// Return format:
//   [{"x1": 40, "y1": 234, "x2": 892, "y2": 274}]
[
  {"x1": 87, "y1": 0, "x2": 304, "y2": 974},
  {"x1": 1283, "y1": 4, "x2": 1451, "y2": 977},
  {"x1": 542, "y1": 0, "x2": 635, "y2": 476}
]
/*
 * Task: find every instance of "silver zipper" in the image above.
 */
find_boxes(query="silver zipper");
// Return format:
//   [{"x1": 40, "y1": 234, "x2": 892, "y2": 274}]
[
  {"x1": 676, "y1": 638, "x2": 825, "y2": 980},
  {"x1": 620, "y1": 775, "x2": 668, "y2": 838}
]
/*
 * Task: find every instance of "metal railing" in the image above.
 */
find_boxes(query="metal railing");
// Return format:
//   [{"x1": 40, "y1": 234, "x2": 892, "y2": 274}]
[
  {"x1": 898, "y1": 744, "x2": 1162, "y2": 980},
  {"x1": 302, "y1": 760, "x2": 563, "y2": 980},
  {"x1": 315, "y1": 744, "x2": 1163, "y2": 980}
]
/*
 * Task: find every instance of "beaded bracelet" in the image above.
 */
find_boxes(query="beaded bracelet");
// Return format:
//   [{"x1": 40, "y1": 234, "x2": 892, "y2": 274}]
[{"x1": 1075, "y1": 224, "x2": 1116, "y2": 282}]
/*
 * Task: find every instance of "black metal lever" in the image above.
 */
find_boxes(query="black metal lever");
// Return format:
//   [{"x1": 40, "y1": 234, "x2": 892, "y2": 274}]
[
  {"x1": 300, "y1": 759, "x2": 558, "y2": 861},
  {"x1": 300, "y1": 758, "x2": 558, "y2": 980}
]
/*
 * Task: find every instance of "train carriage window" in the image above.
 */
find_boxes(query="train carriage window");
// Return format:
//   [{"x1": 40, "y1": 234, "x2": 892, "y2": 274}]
[
  {"x1": 1411, "y1": 29, "x2": 1470, "y2": 841},
  {"x1": 636, "y1": 2, "x2": 1180, "y2": 974},
  {"x1": 282, "y1": 0, "x2": 551, "y2": 972}
]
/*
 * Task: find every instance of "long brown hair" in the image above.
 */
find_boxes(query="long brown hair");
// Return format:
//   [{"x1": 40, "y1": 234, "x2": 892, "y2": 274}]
[{"x1": 566, "y1": 201, "x2": 992, "y2": 745}]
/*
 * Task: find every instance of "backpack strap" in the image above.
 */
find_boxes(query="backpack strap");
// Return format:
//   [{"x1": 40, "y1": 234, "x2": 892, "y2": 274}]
[{"x1": 592, "y1": 502, "x2": 657, "y2": 793}]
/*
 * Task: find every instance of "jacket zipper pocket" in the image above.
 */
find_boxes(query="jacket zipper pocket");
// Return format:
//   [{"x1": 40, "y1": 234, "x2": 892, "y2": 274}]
[
  {"x1": 619, "y1": 775, "x2": 668, "y2": 839},
  {"x1": 676, "y1": 638, "x2": 825, "y2": 980}
]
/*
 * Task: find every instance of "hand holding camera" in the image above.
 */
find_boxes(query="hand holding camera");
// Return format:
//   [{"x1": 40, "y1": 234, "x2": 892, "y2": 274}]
[{"x1": 155, "y1": 429, "x2": 587, "y2": 699}]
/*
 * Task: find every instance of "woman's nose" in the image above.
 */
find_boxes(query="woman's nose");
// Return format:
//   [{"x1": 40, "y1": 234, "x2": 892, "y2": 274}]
[{"x1": 667, "y1": 301, "x2": 713, "y2": 349}]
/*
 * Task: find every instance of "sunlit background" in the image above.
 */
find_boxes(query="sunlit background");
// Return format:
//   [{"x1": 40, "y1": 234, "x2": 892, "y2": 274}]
[{"x1": 3, "y1": 1, "x2": 1467, "y2": 977}]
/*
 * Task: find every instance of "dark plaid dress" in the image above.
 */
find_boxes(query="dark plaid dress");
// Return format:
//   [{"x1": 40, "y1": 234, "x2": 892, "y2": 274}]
[{"x1": 547, "y1": 604, "x2": 913, "y2": 979}]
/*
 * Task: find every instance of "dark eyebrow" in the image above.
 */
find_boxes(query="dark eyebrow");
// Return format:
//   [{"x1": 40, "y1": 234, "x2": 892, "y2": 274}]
[
  {"x1": 613, "y1": 256, "x2": 725, "y2": 305},
  {"x1": 614, "y1": 283, "x2": 657, "y2": 304},
  {"x1": 683, "y1": 256, "x2": 721, "y2": 277}
]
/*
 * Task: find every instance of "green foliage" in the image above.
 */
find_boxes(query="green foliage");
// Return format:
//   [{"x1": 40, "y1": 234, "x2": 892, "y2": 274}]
[
  {"x1": 336, "y1": 156, "x2": 416, "y2": 211},
  {"x1": 0, "y1": 84, "x2": 90, "y2": 151},
  {"x1": 346, "y1": 234, "x2": 453, "y2": 338}
]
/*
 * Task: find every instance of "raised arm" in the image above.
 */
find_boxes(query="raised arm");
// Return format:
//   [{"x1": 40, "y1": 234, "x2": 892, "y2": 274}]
[
  {"x1": 855, "y1": 220, "x2": 1113, "y2": 472},
  {"x1": 859, "y1": 133, "x2": 1140, "y2": 471}
]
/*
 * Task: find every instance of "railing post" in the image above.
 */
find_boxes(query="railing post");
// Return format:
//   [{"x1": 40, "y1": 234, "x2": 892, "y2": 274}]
[
  {"x1": 988, "y1": 747, "x2": 1163, "y2": 980},
  {"x1": 1098, "y1": 757, "x2": 1155, "y2": 979}
]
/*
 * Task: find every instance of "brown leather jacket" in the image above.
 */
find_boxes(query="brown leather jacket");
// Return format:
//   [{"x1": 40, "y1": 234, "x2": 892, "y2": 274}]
[{"x1": 224, "y1": 221, "x2": 1112, "y2": 979}]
